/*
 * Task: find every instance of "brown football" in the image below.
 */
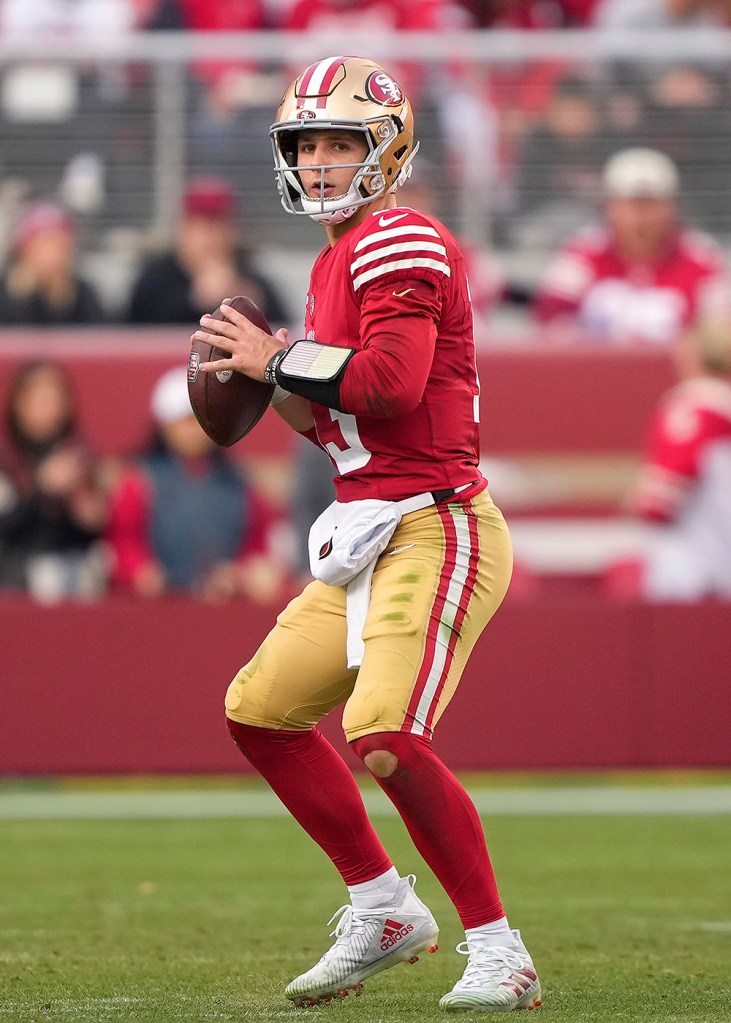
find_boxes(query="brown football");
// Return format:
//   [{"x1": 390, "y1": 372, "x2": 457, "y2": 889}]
[{"x1": 187, "y1": 295, "x2": 275, "y2": 447}]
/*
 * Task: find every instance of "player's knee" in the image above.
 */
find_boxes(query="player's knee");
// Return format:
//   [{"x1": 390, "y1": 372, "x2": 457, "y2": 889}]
[
  {"x1": 363, "y1": 749, "x2": 399, "y2": 778},
  {"x1": 352, "y1": 731, "x2": 431, "y2": 779}
]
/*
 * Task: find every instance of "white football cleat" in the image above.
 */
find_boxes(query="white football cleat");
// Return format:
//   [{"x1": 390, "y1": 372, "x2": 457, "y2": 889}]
[
  {"x1": 439, "y1": 930, "x2": 541, "y2": 1012},
  {"x1": 284, "y1": 874, "x2": 439, "y2": 1006}
]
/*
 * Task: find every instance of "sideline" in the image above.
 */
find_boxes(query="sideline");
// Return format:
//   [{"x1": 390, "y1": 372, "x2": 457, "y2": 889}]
[{"x1": 1, "y1": 785, "x2": 730, "y2": 820}]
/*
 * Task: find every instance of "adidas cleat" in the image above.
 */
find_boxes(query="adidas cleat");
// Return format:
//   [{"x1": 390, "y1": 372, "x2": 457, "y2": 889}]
[
  {"x1": 285, "y1": 874, "x2": 439, "y2": 1005},
  {"x1": 439, "y1": 930, "x2": 541, "y2": 1012}
]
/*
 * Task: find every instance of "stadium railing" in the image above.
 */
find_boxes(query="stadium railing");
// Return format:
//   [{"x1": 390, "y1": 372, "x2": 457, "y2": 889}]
[{"x1": 1, "y1": 29, "x2": 730, "y2": 264}]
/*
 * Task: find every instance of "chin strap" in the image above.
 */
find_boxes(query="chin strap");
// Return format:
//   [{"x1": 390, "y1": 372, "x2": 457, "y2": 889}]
[
  {"x1": 305, "y1": 202, "x2": 359, "y2": 226},
  {"x1": 301, "y1": 182, "x2": 362, "y2": 225}
]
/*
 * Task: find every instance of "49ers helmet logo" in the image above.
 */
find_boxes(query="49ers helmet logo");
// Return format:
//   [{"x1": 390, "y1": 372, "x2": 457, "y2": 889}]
[{"x1": 365, "y1": 71, "x2": 404, "y2": 106}]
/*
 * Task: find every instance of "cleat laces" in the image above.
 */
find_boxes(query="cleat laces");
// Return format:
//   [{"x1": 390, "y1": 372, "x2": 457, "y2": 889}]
[
  {"x1": 453, "y1": 941, "x2": 530, "y2": 990},
  {"x1": 316, "y1": 904, "x2": 385, "y2": 964},
  {"x1": 319, "y1": 874, "x2": 422, "y2": 963}
]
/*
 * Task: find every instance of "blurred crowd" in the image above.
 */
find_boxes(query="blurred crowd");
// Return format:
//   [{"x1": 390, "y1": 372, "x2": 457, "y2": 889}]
[
  {"x1": 0, "y1": 358, "x2": 295, "y2": 604},
  {"x1": 2, "y1": 2, "x2": 731, "y2": 324},
  {"x1": 1, "y1": 1, "x2": 731, "y2": 605},
  {"x1": 3, "y1": 146, "x2": 730, "y2": 347},
  {"x1": 2, "y1": 310, "x2": 730, "y2": 606}
]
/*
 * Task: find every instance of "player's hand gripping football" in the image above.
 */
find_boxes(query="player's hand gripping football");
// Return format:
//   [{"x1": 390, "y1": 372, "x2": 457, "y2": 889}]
[{"x1": 193, "y1": 299, "x2": 288, "y2": 381}]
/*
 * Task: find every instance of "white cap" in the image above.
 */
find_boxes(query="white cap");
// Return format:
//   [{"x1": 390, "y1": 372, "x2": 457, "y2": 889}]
[
  {"x1": 603, "y1": 148, "x2": 679, "y2": 199},
  {"x1": 150, "y1": 366, "x2": 193, "y2": 424}
]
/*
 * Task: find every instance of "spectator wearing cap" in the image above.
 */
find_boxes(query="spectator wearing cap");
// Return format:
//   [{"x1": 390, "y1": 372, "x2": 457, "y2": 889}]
[
  {"x1": 126, "y1": 177, "x2": 289, "y2": 327},
  {"x1": 0, "y1": 203, "x2": 106, "y2": 326},
  {"x1": 105, "y1": 366, "x2": 285, "y2": 603},
  {"x1": 533, "y1": 147, "x2": 731, "y2": 345}
]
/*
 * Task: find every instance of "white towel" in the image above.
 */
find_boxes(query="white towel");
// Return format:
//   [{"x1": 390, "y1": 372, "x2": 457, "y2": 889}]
[{"x1": 308, "y1": 496, "x2": 434, "y2": 668}]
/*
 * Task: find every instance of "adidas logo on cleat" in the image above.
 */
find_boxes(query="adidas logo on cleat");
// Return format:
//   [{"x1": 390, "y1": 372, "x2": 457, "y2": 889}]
[{"x1": 380, "y1": 918, "x2": 414, "y2": 950}]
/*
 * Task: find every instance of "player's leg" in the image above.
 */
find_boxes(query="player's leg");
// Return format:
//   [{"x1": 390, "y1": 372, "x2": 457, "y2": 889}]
[
  {"x1": 225, "y1": 579, "x2": 391, "y2": 885},
  {"x1": 346, "y1": 491, "x2": 541, "y2": 1011},
  {"x1": 224, "y1": 580, "x2": 438, "y2": 1004}
]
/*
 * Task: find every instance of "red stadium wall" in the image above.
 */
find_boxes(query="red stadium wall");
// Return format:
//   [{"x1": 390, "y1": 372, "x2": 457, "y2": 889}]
[
  {"x1": 2, "y1": 332, "x2": 724, "y2": 774},
  {"x1": 1, "y1": 595, "x2": 728, "y2": 773},
  {"x1": 0, "y1": 330, "x2": 676, "y2": 456}
]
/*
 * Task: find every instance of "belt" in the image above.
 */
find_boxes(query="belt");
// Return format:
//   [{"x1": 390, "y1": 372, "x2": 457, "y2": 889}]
[
  {"x1": 398, "y1": 480, "x2": 477, "y2": 516},
  {"x1": 432, "y1": 481, "x2": 478, "y2": 504}
]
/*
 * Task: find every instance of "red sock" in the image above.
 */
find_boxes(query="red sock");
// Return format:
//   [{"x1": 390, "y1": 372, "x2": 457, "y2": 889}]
[
  {"x1": 352, "y1": 732, "x2": 504, "y2": 929},
  {"x1": 227, "y1": 720, "x2": 393, "y2": 885}
]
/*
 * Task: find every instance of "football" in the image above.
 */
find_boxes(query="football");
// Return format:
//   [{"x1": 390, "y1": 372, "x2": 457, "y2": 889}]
[{"x1": 187, "y1": 295, "x2": 275, "y2": 447}]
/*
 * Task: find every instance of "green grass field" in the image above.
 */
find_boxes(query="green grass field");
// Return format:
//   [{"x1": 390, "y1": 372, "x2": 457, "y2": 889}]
[{"x1": 1, "y1": 780, "x2": 730, "y2": 1023}]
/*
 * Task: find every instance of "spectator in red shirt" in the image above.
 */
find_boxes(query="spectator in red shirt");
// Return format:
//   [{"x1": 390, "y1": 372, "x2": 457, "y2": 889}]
[
  {"x1": 533, "y1": 147, "x2": 731, "y2": 345},
  {"x1": 607, "y1": 318, "x2": 731, "y2": 599},
  {"x1": 106, "y1": 366, "x2": 285, "y2": 603}
]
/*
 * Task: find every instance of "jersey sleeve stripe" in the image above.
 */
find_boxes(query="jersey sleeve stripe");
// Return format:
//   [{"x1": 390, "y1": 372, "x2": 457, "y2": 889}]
[
  {"x1": 353, "y1": 224, "x2": 441, "y2": 253},
  {"x1": 352, "y1": 258, "x2": 451, "y2": 290},
  {"x1": 350, "y1": 240, "x2": 447, "y2": 274}
]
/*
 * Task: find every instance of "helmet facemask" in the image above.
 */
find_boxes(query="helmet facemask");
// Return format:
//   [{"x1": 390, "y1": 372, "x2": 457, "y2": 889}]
[{"x1": 271, "y1": 118, "x2": 418, "y2": 226}]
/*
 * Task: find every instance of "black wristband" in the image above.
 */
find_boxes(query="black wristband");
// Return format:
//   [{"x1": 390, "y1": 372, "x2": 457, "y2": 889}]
[{"x1": 264, "y1": 350, "x2": 286, "y2": 385}]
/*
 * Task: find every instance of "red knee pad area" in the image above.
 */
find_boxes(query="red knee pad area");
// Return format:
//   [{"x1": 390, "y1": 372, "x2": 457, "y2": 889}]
[{"x1": 350, "y1": 731, "x2": 432, "y2": 767}]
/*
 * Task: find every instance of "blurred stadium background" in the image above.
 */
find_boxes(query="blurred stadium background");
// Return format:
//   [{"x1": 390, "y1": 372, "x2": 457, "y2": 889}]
[
  {"x1": 0, "y1": 3, "x2": 729, "y2": 775},
  {"x1": 1, "y1": 7, "x2": 730, "y2": 1022}
]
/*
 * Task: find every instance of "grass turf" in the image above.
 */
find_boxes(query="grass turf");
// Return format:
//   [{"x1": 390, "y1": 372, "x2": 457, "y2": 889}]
[{"x1": 1, "y1": 811, "x2": 730, "y2": 1022}]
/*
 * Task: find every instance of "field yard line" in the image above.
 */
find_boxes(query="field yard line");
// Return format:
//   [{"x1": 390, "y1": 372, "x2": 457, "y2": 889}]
[{"x1": 1, "y1": 785, "x2": 730, "y2": 819}]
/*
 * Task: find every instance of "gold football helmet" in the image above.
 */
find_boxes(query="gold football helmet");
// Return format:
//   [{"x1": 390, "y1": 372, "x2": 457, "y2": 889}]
[{"x1": 270, "y1": 55, "x2": 419, "y2": 225}]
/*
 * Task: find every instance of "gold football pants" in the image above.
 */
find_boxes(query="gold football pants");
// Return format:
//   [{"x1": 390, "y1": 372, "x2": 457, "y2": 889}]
[{"x1": 225, "y1": 489, "x2": 512, "y2": 742}]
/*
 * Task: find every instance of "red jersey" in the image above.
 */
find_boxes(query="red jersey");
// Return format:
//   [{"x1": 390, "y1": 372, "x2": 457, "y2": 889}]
[
  {"x1": 534, "y1": 226, "x2": 731, "y2": 345},
  {"x1": 631, "y1": 376, "x2": 731, "y2": 599},
  {"x1": 302, "y1": 207, "x2": 485, "y2": 503},
  {"x1": 635, "y1": 376, "x2": 731, "y2": 522}
]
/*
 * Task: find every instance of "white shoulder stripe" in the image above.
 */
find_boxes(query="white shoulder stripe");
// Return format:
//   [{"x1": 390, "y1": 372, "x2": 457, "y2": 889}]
[
  {"x1": 351, "y1": 240, "x2": 447, "y2": 274},
  {"x1": 354, "y1": 225, "x2": 441, "y2": 253},
  {"x1": 353, "y1": 258, "x2": 451, "y2": 290}
]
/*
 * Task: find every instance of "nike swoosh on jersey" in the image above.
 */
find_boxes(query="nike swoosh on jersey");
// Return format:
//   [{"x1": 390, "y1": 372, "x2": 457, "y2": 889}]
[
  {"x1": 392, "y1": 288, "x2": 415, "y2": 297},
  {"x1": 379, "y1": 212, "x2": 409, "y2": 227},
  {"x1": 388, "y1": 543, "x2": 417, "y2": 556}
]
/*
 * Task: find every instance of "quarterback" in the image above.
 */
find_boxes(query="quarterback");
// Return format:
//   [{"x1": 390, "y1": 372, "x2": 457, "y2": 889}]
[{"x1": 194, "y1": 55, "x2": 541, "y2": 1012}]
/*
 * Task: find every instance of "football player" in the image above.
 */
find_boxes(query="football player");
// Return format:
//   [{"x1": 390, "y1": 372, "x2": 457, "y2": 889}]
[{"x1": 194, "y1": 55, "x2": 541, "y2": 1012}]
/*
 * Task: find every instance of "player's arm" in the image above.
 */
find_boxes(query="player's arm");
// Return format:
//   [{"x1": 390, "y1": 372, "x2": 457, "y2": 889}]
[
  {"x1": 266, "y1": 279, "x2": 440, "y2": 418},
  {"x1": 193, "y1": 268, "x2": 441, "y2": 420},
  {"x1": 270, "y1": 391, "x2": 315, "y2": 433}
]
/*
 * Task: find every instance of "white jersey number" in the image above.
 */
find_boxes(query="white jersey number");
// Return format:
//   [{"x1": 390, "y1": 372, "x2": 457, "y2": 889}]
[{"x1": 322, "y1": 409, "x2": 372, "y2": 474}]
